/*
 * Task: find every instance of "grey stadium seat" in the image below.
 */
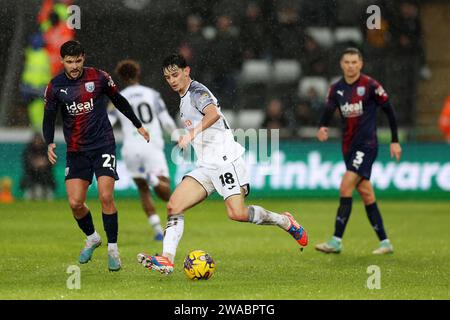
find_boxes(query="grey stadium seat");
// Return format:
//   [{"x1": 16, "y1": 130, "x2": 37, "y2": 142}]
[
  {"x1": 334, "y1": 27, "x2": 364, "y2": 45},
  {"x1": 236, "y1": 109, "x2": 265, "y2": 130},
  {"x1": 298, "y1": 76, "x2": 329, "y2": 99},
  {"x1": 240, "y1": 59, "x2": 272, "y2": 84},
  {"x1": 305, "y1": 27, "x2": 334, "y2": 48},
  {"x1": 273, "y1": 60, "x2": 302, "y2": 84}
]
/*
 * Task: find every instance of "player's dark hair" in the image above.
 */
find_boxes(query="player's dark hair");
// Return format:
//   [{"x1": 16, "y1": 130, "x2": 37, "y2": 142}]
[
  {"x1": 60, "y1": 40, "x2": 85, "y2": 58},
  {"x1": 115, "y1": 59, "x2": 141, "y2": 84},
  {"x1": 341, "y1": 47, "x2": 363, "y2": 60},
  {"x1": 162, "y1": 54, "x2": 188, "y2": 71}
]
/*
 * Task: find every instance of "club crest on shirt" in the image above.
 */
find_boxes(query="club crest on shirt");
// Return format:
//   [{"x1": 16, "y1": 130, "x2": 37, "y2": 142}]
[
  {"x1": 199, "y1": 92, "x2": 210, "y2": 103},
  {"x1": 85, "y1": 81, "x2": 95, "y2": 93},
  {"x1": 357, "y1": 86, "x2": 366, "y2": 97}
]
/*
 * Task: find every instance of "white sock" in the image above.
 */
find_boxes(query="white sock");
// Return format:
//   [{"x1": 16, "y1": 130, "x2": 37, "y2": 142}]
[
  {"x1": 87, "y1": 231, "x2": 100, "y2": 243},
  {"x1": 162, "y1": 214, "x2": 184, "y2": 263},
  {"x1": 108, "y1": 243, "x2": 118, "y2": 252},
  {"x1": 148, "y1": 214, "x2": 164, "y2": 235},
  {"x1": 147, "y1": 174, "x2": 160, "y2": 188},
  {"x1": 247, "y1": 205, "x2": 290, "y2": 230},
  {"x1": 333, "y1": 236, "x2": 342, "y2": 243}
]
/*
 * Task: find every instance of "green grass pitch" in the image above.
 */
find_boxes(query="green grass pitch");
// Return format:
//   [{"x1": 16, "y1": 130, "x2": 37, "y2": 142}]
[{"x1": 0, "y1": 198, "x2": 449, "y2": 300}]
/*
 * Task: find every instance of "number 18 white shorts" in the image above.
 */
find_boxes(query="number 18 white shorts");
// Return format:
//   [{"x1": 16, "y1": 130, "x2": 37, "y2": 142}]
[{"x1": 183, "y1": 157, "x2": 250, "y2": 200}]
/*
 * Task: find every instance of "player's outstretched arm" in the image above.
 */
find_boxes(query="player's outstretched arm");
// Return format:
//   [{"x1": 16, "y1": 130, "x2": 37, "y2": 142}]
[
  {"x1": 178, "y1": 104, "x2": 220, "y2": 149},
  {"x1": 155, "y1": 94, "x2": 180, "y2": 139},
  {"x1": 159, "y1": 110, "x2": 180, "y2": 141}
]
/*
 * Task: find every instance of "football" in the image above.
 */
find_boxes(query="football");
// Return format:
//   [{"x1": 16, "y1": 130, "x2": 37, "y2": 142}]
[{"x1": 183, "y1": 250, "x2": 215, "y2": 280}]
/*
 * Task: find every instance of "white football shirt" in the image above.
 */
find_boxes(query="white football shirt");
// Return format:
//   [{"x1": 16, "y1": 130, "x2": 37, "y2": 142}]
[
  {"x1": 109, "y1": 84, "x2": 178, "y2": 150},
  {"x1": 179, "y1": 80, "x2": 245, "y2": 169}
]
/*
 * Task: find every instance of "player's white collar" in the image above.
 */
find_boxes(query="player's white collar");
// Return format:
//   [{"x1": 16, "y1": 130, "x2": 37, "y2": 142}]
[{"x1": 180, "y1": 80, "x2": 194, "y2": 98}]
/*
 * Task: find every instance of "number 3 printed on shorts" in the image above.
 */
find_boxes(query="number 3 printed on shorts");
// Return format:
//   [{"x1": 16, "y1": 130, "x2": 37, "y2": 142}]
[
  {"x1": 352, "y1": 151, "x2": 365, "y2": 170},
  {"x1": 102, "y1": 154, "x2": 116, "y2": 172}
]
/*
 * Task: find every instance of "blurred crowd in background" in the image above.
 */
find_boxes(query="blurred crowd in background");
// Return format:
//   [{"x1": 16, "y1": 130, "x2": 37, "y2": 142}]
[
  {"x1": 20, "y1": 0, "x2": 75, "y2": 132},
  {"x1": 1, "y1": 0, "x2": 436, "y2": 134},
  {"x1": 177, "y1": 0, "x2": 429, "y2": 134}
]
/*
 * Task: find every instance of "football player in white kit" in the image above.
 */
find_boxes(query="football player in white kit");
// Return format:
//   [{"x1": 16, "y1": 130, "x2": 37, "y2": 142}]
[
  {"x1": 137, "y1": 54, "x2": 308, "y2": 274},
  {"x1": 109, "y1": 60, "x2": 179, "y2": 241}
]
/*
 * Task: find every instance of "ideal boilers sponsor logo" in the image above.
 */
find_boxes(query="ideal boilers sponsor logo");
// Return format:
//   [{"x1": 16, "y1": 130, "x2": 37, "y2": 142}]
[
  {"x1": 340, "y1": 101, "x2": 363, "y2": 118},
  {"x1": 66, "y1": 98, "x2": 94, "y2": 116}
]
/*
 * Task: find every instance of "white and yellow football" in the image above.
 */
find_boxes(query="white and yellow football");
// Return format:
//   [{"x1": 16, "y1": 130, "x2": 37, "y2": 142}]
[{"x1": 183, "y1": 250, "x2": 215, "y2": 280}]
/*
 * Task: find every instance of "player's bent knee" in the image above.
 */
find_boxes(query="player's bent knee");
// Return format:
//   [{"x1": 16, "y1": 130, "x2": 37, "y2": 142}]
[
  {"x1": 226, "y1": 206, "x2": 247, "y2": 222},
  {"x1": 68, "y1": 198, "x2": 84, "y2": 212},
  {"x1": 167, "y1": 198, "x2": 183, "y2": 215},
  {"x1": 99, "y1": 193, "x2": 113, "y2": 204},
  {"x1": 362, "y1": 193, "x2": 375, "y2": 204},
  {"x1": 357, "y1": 187, "x2": 368, "y2": 198},
  {"x1": 99, "y1": 192, "x2": 114, "y2": 207},
  {"x1": 357, "y1": 186, "x2": 374, "y2": 203},
  {"x1": 339, "y1": 188, "x2": 353, "y2": 198}
]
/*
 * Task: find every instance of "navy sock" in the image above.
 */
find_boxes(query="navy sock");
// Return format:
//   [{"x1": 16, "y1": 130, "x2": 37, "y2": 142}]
[
  {"x1": 334, "y1": 197, "x2": 353, "y2": 238},
  {"x1": 75, "y1": 211, "x2": 95, "y2": 236},
  {"x1": 365, "y1": 202, "x2": 387, "y2": 241},
  {"x1": 102, "y1": 212, "x2": 118, "y2": 243}
]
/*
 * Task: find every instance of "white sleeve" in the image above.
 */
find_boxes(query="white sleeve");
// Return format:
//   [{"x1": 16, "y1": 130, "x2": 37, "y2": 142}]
[
  {"x1": 191, "y1": 87, "x2": 215, "y2": 113},
  {"x1": 158, "y1": 110, "x2": 180, "y2": 141},
  {"x1": 155, "y1": 94, "x2": 180, "y2": 141}
]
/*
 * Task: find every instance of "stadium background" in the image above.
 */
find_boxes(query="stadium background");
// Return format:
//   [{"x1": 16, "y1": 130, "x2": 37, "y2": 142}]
[{"x1": 0, "y1": 0, "x2": 449, "y2": 200}]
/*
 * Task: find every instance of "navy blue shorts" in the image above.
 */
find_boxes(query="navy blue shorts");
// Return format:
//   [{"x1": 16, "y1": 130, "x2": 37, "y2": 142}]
[
  {"x1": 344, "y1": 146, "x2": 378, "y2": 180},
  {"x1": 65, "y1": 144, "x2": 119, "y2": 184}
]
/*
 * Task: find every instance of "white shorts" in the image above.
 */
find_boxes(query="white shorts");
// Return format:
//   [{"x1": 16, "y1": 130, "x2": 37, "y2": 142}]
[
  {"x1": 184, "y1": 157, "x2": 250, "y2": 200},
  {"x1": 121, "y1": 145, "x2": 169, "y2": 179}
]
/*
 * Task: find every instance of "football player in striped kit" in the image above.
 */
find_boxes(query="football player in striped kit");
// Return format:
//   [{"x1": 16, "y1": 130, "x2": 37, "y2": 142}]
[
  {"x1": 43, "y1": 41, "x2": 149, "y2": 271},
  {"x1": 315, "y1": 48, "x2": 402, "y2": 255}
]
